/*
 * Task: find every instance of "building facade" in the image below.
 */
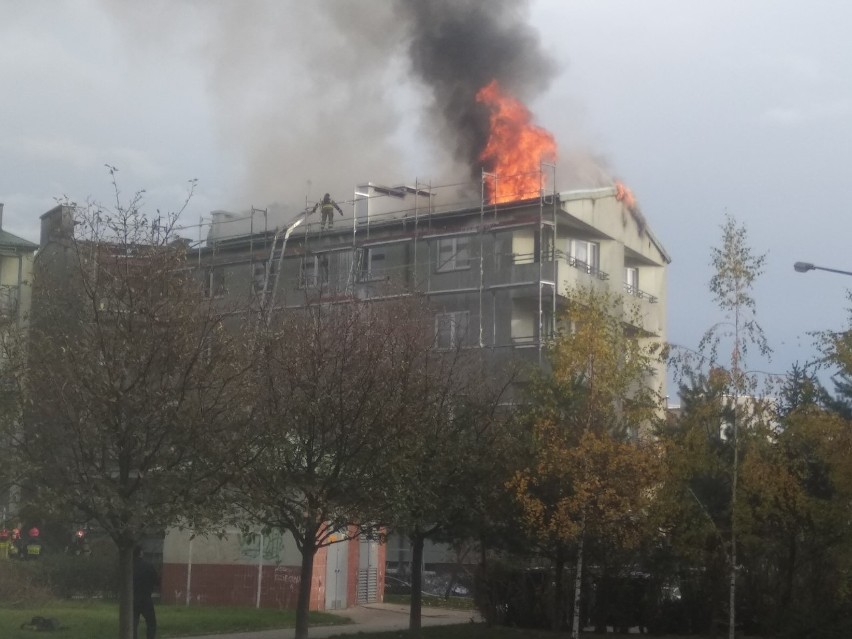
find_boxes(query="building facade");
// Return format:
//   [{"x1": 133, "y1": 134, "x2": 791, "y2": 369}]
[
  {"x1": 161, "y1": 527, "x2": 383, "y2": 611},
  {"x1": 198, "y1": 182, "x2": 669, "y2": 396},
  {"x1": 0, "y1": 203, "x2": 38, "y2": 526}
]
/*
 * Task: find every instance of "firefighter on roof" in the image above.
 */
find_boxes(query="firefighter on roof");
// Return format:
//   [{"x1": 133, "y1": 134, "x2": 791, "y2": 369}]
[{"x1": 312, "y1": 193, "x2": 343, "y2": 230}]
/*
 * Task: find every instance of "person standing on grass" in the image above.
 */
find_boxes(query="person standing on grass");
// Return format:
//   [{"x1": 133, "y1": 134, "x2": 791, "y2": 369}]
[{"x1": 133, "y1": 546, "x2": 158, "y2": 639}]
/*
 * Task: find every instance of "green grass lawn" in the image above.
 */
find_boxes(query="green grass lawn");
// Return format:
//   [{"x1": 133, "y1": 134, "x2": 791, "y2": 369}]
[
  {"x1": 0, "y1": 600, "x2": 348, "y2": 639},
  {"x1": 325, "y1": 626, "x2": 551, "y2": 639},
  {"x1": 323, "y1": 626, "x2": 697, "y2": 639}
]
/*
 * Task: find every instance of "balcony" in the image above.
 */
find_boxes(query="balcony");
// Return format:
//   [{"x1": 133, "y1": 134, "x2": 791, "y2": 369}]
[
  {"x1": 558, "y1": 251, "x2": 609, "y2": 281},
  {"x1": 487, "y1": 255, "x2": 544, "y2": 289},
  {"x1": 555, "y1": 256, "x2": 610, "y2": 297}
]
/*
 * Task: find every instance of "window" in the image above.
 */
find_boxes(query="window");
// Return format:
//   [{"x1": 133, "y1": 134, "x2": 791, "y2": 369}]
[
  {"x1": 299, "y1": 254, "x2": 330, "y2": 288},
  {"x1": 436, "y1": 236, "x2": 471, "y2": 272},
  {"x1": 0, "y1": 285, "x2": 18, "y2": 316},
  {"x1": 569, "y1": 239, "x2": 599, "y2": 273},
  {"x1": 624, "y1": 267, "x2": 639, "y2": 295},
  {"x1": 542, "y1": 308, "x2": 554, "y2": 341},
  {"x1": 205, "y1": 268, "x2": 226, "y2": 298},
  {"x1": 541, "y1": 227, "x2": 554, "y2": 262},
  {"x1": 361, "y1": 247, "x2": 387, "y2": 281},
  {"x1": 511, "y1": 301, "x2": 535, "y2": 344},
  {"x1": 318, "y1": 254, "x2": 329, "y2": 285},
  {"x1": 511, "y1": 229, "x2": 535, "y2": 265},
  {"x1": 300, "y1": 256, "x2": 317, "y2": 288},
  {"x1": 253, "y1": 262, "x2": 274, "y2": 295},
  {"x1": 511, "y1": 305, "x2": 554, "y2": 344},
  {"x1": 435, "y1": 311, "x2": 469, "y2": 349}
]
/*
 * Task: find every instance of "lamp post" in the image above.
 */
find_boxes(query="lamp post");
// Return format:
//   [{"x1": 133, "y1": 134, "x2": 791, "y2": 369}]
[{"x1": 793, "y1": 261, "x2": 852, "y2": 277}]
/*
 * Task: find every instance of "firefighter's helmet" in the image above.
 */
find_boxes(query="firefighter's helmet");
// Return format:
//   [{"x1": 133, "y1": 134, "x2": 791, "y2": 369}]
[{"x1": 28, "y1": 527, "x2": 39, "y2": 538}]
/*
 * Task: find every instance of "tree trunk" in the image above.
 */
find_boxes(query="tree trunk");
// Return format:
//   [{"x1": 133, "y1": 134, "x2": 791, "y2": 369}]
[
  {"x1": 729, "y1": 407, "x2": 739, "y2": 639},
  {"x1": 571, "y1": 523, "x2": 586, "y2": 639},
  {"x1": 409, "y1": 532, "x2": 425, "y2": 633},
  {"x1": 782, "y1": 535, "x2": 796, "y2": 612},
  {"x1": 118, "y1": 541, "x2": 135, "y2": 639},
  {"x1": 594, "y1": 564, "x2": 609, "y2": 634},
  {"x1": 552, "y1": 549, "x2": 565, "y2": 632},
  {"x1": 729, "y1": 531, "x2": 737, "y2": 639},
  {"x1": 295, "y1": 529, "x2": 319, "y2": 639}
]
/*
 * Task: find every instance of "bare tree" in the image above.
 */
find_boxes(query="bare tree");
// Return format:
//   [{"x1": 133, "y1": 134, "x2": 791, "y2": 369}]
[
  {"x1": 234, "y1": 293, "x2": 435, "y2": 639},
  {"x1": 384, "y1": 345, "x2": 515, "y2": 633},
  {"x1": 0, "y1": 175, "x2": 253, "y2": 639}
]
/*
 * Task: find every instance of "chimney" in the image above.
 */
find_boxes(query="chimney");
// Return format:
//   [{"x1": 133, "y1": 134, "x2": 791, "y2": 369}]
[{"x1": 39, "y1": 205, "x2": 76, "y2": 247}]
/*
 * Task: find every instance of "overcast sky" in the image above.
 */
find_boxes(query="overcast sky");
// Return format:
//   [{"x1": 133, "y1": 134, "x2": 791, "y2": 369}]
[{"x1": 2, "y1": 1, "x2": 851, "y2": 397}]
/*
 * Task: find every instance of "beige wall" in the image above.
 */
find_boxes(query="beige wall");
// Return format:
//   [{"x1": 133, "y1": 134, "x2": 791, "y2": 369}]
[
  {"x1": 164, "y1": 526, "x2": 302, "y2": 567},
  {"x1": 0, "y1": 252, "x2": 34, "y2": 326}
]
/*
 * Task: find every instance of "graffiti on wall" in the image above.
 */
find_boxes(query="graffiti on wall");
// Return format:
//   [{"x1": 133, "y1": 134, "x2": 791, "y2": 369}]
[
  {"x1": 274, "y1": 565, "x2": 300, "y2": 585},
  {"x1": 238, "y1": 529, "x2": 286, "y2": 563}
]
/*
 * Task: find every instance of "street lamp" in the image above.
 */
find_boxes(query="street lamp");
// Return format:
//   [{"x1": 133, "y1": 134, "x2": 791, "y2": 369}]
[{"x1": 793, "y1": 261, "x2": 852, "y2": 277}]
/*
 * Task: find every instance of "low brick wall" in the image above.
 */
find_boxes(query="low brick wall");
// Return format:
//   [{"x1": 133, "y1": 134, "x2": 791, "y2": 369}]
[{"x1": 161, "y1": 562, "x2": 309, "y2": 608}]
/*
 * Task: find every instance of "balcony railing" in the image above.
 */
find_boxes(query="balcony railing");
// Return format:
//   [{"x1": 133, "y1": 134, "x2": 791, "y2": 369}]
[
  {"x1": 555, "y1": 250, "x2": 609, "y2": 281},
  {"x1": 623, "y1": 283, "x2": 658, "y2": 303}
]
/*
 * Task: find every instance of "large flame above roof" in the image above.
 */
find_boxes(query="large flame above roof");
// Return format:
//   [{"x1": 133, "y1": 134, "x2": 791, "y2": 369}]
[{"x1": 476, "y1": 79, "x2": 557, "y2": 204}]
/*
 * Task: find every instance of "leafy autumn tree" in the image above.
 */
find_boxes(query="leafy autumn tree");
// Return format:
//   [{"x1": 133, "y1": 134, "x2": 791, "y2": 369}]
[
  {"x1": 510, "y1": 286, "x2": 663, "y2": 637},
  {"x1": 233, "y1": 293, "x2": 438, "y2": 639},
  {"x1": 0, "y1": 177, "x2": 253, "y2": 639},
  {"x1": 728, "y1": 331, "x2": 852, "y2": 635},
  {"x1": 652, "y1": 369, "x2": 769, "y2": 634}
]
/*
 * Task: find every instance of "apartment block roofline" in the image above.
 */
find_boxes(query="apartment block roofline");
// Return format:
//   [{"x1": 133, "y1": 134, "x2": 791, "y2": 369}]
[
  {"x1": 0, "y1": 230, "x2": 38, "y2": 251},
  {"x1": 0, "y1": 203, "x2": 37, "y2": 251},
  {"x1": 558, "y1": 186, "x2": 671, "y2": 265},
  {"x1": 357, "y1": 182, "x2": 435, "y2": 199},
  {"x1": 203, "y1": 181, "x2": 670, "y2": 266}
]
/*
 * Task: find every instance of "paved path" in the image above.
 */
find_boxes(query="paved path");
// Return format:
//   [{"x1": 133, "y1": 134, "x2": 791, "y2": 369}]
[{"x1": 189, "y1": 603, "x2": 479, "y2": 639}]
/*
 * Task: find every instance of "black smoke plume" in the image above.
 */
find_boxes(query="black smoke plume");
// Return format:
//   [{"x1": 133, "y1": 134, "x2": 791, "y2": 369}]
[{"x1": 396, "y1": 0, "x2": 558, "y2": 180}]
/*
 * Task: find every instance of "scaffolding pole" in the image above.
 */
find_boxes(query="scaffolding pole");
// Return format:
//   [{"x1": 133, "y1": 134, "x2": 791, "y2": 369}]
[{"x1": 538, "y1": 161, "x2": 558, "y2": 365}]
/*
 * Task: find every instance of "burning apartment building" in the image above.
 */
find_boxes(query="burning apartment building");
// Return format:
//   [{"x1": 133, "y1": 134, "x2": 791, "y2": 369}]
[
  {"x1": 157, "y1": 166, "x2": 669, "y2": 609},
  {"x1": 129, "y1": 0, "x2": 670, "y2": 612}
]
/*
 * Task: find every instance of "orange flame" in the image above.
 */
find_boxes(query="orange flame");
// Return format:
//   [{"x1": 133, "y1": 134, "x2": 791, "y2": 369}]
[
  {"x1": 615, "y1": 180, "x2": 647, "y2": 233},
  {"x1": 476, "y1": 80, "x2": 557, "y2": 204},
  {"x1": 614, "y1": 180, "x2": 637, "y2": 210}
]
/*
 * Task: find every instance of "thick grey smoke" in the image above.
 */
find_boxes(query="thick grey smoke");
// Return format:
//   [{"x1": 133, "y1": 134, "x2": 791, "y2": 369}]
[
  {"x1": 98, "y1": 1, "x2": 611, "y2": 215},
  {"x1": 396, "y1": 0, "x2": 558, "y2": 181},
  {"x1": 98, "y1": 1, "x2": 410, "y2": 215}
]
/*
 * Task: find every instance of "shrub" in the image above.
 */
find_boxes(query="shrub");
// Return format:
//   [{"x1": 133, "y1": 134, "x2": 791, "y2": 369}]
[
  {"x1": 0, "y1": 560, "x2": 54, "y2": 607},
  {"x1": 42, "y1": 541, "x2": 120, "y2": 599},
  {"x1": 0, "y1": 538, "x2": 119, "y2": 604},
  {"x1": 474, "y1": 561, "x2": 554, "y2": 629}
]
